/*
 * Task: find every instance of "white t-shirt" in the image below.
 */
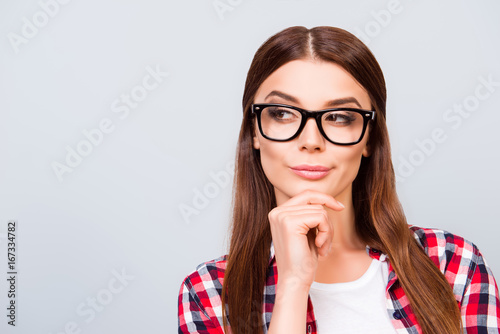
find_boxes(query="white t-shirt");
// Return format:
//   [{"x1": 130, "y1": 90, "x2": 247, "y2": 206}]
[{"x1": 308, "y1": 258, "x2": 397, "y2": 334}]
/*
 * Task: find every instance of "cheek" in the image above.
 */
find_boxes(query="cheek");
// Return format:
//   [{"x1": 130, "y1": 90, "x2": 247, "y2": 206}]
[
  {"x1": 258, "y1": 142, "x2": 285, "y2": 178},
  {"x1": 335, "y1": 146, "x2": 366, "y2": 180},
  {"x1": 344, "y1": 146, "x2": 365, "y2": 163}
]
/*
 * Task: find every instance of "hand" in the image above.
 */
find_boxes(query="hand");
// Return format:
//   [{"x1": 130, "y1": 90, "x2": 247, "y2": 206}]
[{"x1": 268, "y1": 190, "x2": 344, "y2": 291}]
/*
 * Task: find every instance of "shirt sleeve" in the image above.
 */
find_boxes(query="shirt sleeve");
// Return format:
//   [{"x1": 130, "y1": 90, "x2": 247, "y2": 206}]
[
  {"x1": 178, "y1": 276, "x2": 224, "y2": 334},
  {"x1": 460, "y1": 249, "x2": 500, "y2": 333}
]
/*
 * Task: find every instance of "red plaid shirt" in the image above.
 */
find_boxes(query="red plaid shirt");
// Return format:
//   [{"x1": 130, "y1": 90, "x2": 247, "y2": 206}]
[{"x1": 178, "y1": 226, "x2": 500, "y2": 333}]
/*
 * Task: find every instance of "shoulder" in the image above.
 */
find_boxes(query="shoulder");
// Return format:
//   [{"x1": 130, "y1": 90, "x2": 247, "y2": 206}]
[
  {"x1": 408, "y1": 226, "x2": 500, "y2": 327},
  {"x1": 409, "y1": 225, "x2": 482, "y2": 270},
  {"x1": 409, "y1": 224, "x2": 476, "y2": 249},
  {"x1": 408, "y1": 225, "x2": 493, "y2": 298},
  {"x1": 409, "y1": 224, "x2": 480, "y2": 255},
  {"x1": 180, "y1": 254, "x2": 228, "y2": 295},
  {"x1": 178, "y1": 255, "x2": 228, "y2": 331}
]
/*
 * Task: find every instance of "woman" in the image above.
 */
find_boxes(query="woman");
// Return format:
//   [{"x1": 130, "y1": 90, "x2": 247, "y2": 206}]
[{"x1": 178, "y1": 26, "x2": 500, "y2": 333}]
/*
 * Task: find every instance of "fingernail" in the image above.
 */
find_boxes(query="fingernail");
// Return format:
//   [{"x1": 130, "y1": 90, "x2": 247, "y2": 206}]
[{"x1": 337, "y1": 201, "x2": 345, "y2": 208}]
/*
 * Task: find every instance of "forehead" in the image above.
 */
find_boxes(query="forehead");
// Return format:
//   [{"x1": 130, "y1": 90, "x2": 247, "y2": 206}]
[{"x1": 254, "y1": 59, "x2": 371, "y2": 110}]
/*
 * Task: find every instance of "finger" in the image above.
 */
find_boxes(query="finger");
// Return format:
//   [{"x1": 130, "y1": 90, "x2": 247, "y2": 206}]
[
  {"x1": 314, "y1": 222, "x2": 331, "y2": 248},
  {"x1": 317, "y1": 241, "x2": 331, "y2": 257},
  {"x1": 301, "y1": 213, "x2": 329, "y2": 233},
  {"x1": 269, "y1": 205, "x2": 327, "y2": 224},
  {"x1": 270, "y1": 205, "x2": 326, "y2": 216},
  {"x1": 282, "y1": 190, "x2": 344, "y2": 211},
  {"x1": 313, "y1": 214, "x2": 333, "y2": 254},
  {"x1": 271, "y1": 211, "x2": 329, "y2": 236},
  {"x1": 316, "y1": 225, "x2": 333, "y2": 256},
  {"x1": 293, "y1": 213, "x2": 331, "y2": 243},
  {"x1": 307, "y1": 229, "x2": 318, "y2": 256}
]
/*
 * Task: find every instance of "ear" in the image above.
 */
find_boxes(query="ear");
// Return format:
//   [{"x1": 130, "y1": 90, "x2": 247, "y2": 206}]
[
  {"x1": 253, "y1": 134, "x2": 261, "y2": 150},
  {"x1": 362, "y1": 144, "x2": 371, "y2": 157},
  {"x1": 362, "y1": 131, "x2": 371, "y2": 157},
  {"x1": 362, "y1": 123, "x2": 373, "y2": 157}
]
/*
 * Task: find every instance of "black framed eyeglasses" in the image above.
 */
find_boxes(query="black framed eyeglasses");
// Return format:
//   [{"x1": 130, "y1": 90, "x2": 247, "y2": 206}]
[{"x1": 251, "y1": 103, "x2": 375, "y2": 145}]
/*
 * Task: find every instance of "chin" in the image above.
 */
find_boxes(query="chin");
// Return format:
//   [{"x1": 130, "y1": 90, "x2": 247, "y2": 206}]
[{"x1": 282, "y1": 184, "x2": 343, "y2": 199}]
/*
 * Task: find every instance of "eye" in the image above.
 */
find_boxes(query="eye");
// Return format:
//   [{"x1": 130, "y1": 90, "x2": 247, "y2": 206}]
[
  {"x1": 266, "y1": 107, "x2": 300, "y2": 121},
  {"x1": 323, "y1": 111, "x2": 356, "y2": 126}
]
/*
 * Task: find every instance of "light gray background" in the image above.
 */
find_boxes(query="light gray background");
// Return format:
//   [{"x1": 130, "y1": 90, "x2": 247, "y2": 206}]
[{"x1": 1, "y1": 0, "x2": 499, "y2": 333}]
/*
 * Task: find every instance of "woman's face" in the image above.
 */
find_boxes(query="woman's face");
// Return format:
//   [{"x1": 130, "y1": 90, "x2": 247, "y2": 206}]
[{"x1": 252, "y1": 59, "x2": 372, "y2": 206}]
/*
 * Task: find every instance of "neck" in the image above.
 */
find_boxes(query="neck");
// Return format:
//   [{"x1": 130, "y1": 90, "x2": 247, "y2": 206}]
[
  {"x1": 325, "y1": 190, "x2": 365, "y2": 252},
  {"x1": 315, "y1": 189, "x2": 372, "y2": 284}
]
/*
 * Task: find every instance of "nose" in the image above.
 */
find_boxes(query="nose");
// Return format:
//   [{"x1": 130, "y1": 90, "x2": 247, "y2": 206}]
[{"x1": 297, "y1": 118, "x2": 326, "y2": 152}]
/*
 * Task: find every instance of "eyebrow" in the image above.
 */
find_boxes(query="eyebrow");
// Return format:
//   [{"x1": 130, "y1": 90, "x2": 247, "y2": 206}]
[{"x1": 264, "y1": 90, "x2": 363, "y2": 109}]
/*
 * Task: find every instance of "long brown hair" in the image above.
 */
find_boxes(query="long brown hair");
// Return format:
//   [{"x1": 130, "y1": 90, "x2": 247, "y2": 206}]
[{"x1": 222, "y1": 26, "x2": 461, "y2": 334}]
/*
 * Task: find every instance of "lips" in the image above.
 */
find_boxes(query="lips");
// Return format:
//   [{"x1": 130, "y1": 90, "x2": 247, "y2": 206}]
[{"x1": 290, "y1": 165, "x2": 331, "y2": 180}]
